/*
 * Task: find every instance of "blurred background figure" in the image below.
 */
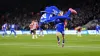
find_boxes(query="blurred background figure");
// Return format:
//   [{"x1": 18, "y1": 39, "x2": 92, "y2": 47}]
[
  {"x1": 2, "y1": 22, "x2": 8, "y2": 37},
  {"x1": 9, "y1": 23, "x2": 17, "y2": 37},
  {"x1": 29, "y1": 20, "x2": 38, "y2": 39},
  {"x1": 75, "y1": 26, "x2": 82, "y2": 37},
  {"x1": 95, "y1": 24, "x2": 100, "y2": 35}
]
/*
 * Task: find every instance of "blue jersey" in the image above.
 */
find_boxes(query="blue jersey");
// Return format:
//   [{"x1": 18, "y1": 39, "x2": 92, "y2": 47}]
[
  {"x1": 39, "y1": 6, "x2": 71, "y2": 33},
  {"x1": 40, "y1": 13, "x2": 53, "y2": 23},
  {"x1": 2, "y1": 24, "x2": 7, "y2": 30},
  {"x1": 50, "y1": 6, "x2": 61, "y2": 15},
  {"x1": 45, "y1": 7, "x2": 53, "y2": 14},
  {"x1": 45, "y1": 10, "x2": 71, "y2": 23},
  {"x1": 96, "y1": 25, "x2": 100, "y2": 31},
  {"x1": 44, "y1": 10, "x2": 71, "y2": 34},
  {"x1": 44, "y1": 6, "x2": 60, "y2": 15},
  {"x1": 40, "y1": 6, "x2": 62, "y2": 23},
  {"x1": 10, "y1": 24, "x2": 15, "y2": 30}
]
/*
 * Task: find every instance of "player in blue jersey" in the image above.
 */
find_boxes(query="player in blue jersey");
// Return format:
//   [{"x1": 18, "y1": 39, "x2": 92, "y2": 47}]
[
  {"x1": 96, "y1": 24, "x2": 100, "y2": 35},
  {"x1": 9, "y1": 23, "x2": 17, "y2": 37},
  {"x1": 55, "y1": 9, "x2": 77, "y2": 47},
  {"x1": 40, "y1": 6, "x2": 77, "y2": 47},
  {"x1": 45, "y1": 7, "x2": 77, "y2": 47},
  {"x1": 2, "y1": 22, "x2": 8, "y2": 37}
]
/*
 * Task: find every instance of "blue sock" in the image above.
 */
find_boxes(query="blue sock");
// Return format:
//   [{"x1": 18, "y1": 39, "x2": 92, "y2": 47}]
[
  {"x1": 14, "y1": 32, "x2": 16, "y2": 36},
  {"x1": 10, "y1": 30, "x2": 12, "y2": 35},
  {"x1": 42, "y1": 31, "x2": 43, "y2": 35}
]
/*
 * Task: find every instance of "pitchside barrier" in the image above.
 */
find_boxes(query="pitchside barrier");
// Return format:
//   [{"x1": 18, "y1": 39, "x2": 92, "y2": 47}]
[{"x1": 0, "y1": 30, "x2": 99, "y2": 34}]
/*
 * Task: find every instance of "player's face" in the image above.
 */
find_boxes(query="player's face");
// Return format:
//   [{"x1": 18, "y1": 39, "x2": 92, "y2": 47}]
[
  {"x1": 32, "y1": 21, "x2": 34, "y2": 23},
  {"x1": 58, "y1": 12, "x2": 63, "y2": 16}
]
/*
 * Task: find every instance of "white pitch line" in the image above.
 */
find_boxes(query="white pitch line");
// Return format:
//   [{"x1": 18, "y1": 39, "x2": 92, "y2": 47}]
[{"x1": 0, "y1": 43, "x2": 100, "y2": 48}]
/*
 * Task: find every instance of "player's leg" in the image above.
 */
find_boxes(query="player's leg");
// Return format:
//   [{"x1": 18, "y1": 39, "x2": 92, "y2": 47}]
[
  {"x1": 76, "y1": 29, "x2": 81, "y2": 37},
  {"x1": 56, "y1": 31, "x2": 60, "y2": 46},
  {"x1": 99, "y1": 30, "x2": 100, "y2": 35},
  {"x1": 10, "y1": 30, "x2": 13, "y2": 35},
  {"x1": 13, "y1": 30, "x2": 17, "y2": 37},
  {"x1": 5, "y1": 30, "x2": 7, "y2": 35},
  {"x1": 38, "y1": 27, "x2": 41, "y2": 36},
  {"x1": 32, "y1": 30, "x2": 35, "y2": 39},
  {"x1": 39, "y1": 27, "x2": 44, "y2": 36},
  {"x1": 2, "y1": 30, "x2": 5, "y2": 37},
  {"x1": 76, "y1": 31, "x2": 78, "y2": 36},
  {"x1": 77, "y1": 31, "x2": 79, "y2": 37},
  {"x1": 41, "y1": 25, "x2": 44, "y2": 36},
  {"x1": 39, "y1": 23, "x2": 43, "y2": 36},
  {"x1": 39, "y1": 30, "x2": 44, "y2": 36},
  {"x1": 79, "y1": 31, "x2": 82, "y2": 37},
  {"x1": 46, "y1": 28, "x2": 49, "y2": 34},
  {"x1": 56, "y1": 24, "x2": 61, "y2": 46},
  {"x1": 61, "y1": 30, "x2": 65, "y2": 47},
  {"x1": 60, "y1": 24, "x2": 65, "y2": 47},
  {"x1": 64, "y1": 8, "x2": 77, "y2": 17},
  {"x1": 97, "y1": 30, "x2": 100, "y2": 35},
  {"x1": 34, "y1": 29, "x2": 38, "y2": 38},
  {"x1": 96, "y1": 30, "x2": 99, "y2": 36},
  {"x1": 41, "y1": 30, "x2": 44, "y2": 36},
  {"x1": 30, "y1": 30, "x2": 34, "y2": 39},
  {"x1": 39, "y1": 28, "x2": 44, "y2": 36},
  {"x1": 3, "y1": 30, "x2": 8, "y2": 37},
  {"x1": 62, "y1": 33, "x2": 65, "y2": 47}
]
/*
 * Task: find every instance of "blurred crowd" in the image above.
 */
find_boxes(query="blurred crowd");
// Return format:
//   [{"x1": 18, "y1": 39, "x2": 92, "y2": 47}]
[{"x1": 0, "y1": 0, "x2": 100, "y2": 30}]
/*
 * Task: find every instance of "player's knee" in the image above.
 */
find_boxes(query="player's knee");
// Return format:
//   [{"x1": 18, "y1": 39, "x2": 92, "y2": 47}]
[{"x1": 56, "y1": 32, "x2": 60, "y2": 36}]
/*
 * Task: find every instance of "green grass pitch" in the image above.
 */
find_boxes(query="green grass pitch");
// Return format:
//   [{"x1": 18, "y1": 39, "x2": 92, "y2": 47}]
[{"x1": 0, "y1": 34, "x2": 100, "y2": 56}]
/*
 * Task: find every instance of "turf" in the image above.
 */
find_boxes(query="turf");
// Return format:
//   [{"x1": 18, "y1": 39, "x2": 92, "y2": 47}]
[{"x1": 0, "y1": 34, "x2": 100, "y2": 56}]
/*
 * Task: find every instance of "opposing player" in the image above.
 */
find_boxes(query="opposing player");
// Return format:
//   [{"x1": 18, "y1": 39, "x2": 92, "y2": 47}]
[
  {"x1": 9, "y1": 23, "x2": 17, "y2": 37},
  {"x1": 96, "y1": 24, "x2": 100, "y2": 35},
  {"x1": 29, "y1": 20, "x2": 38, "y2": 39},
  {"x1": 75, "y1": 26, "x2": 82, "y2": 37},
  {"x1": 2, "y1": 22, "x2": 8, "y2": 37}
]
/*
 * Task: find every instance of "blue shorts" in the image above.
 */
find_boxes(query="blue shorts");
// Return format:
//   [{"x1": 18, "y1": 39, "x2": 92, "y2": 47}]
[
  {"x1": 11, "y1": 29, "x2": 15, "y2": 32},
  {"x1": 56, "y1": 23, "x2": 64, "y2": 34},
  {"x1": 11, "y1": 28, "x2": 15, "y2": 30}
]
